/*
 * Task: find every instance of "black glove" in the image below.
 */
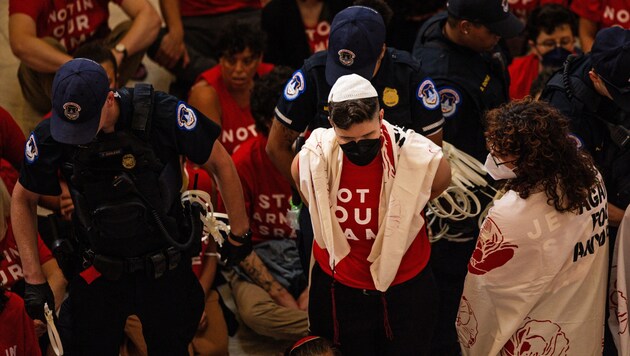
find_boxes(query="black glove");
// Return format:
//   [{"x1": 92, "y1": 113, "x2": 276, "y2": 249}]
[
  {"x1": 24, "y1": 282, "x2": 55, "y2": 322},
  {"x1": 219, "y1": 238, "x2": 253, "y2": 267}
]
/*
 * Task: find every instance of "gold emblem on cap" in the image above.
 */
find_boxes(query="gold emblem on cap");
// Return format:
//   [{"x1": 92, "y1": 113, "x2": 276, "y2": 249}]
[
  {"x1": 63, "y1": 102, "x2": 81, "y2": 121},
  {"x1": 122, "y1": 154, "x2": 136, "y2": 169},
  {"x1": 383, "y1": 87, "x2": 399, "y2": 107}
]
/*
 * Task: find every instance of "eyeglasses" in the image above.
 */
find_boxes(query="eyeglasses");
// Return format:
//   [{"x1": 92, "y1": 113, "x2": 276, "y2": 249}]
[
  {"x1": 490, "y1": 154, "x2": 518, "y2": 166},
  {"x1": 536, "y1": 37, "x2": 574, "y2": 50},
  {"x1": 487, "y1": 141, "x2": 518, "y2": 166}
]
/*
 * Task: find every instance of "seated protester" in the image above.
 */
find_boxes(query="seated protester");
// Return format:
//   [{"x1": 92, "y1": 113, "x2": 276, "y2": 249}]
[
  {"x1": 508, "y1": 4, "x2": 577, "y2": 100},
  {"x1": 188, "y1": 21, "x2": 274, "y2": 155},
  {"x1": 8, "y1": 0, "x2": 161, "y2": 113},
  {"x1": 223, "y1": 65, "x2": 309, "y2": 341},
  {"x1": 292, "y1": 74, "x2": 451, "y2": 355},
  {"x1": 0, "y1": 179, "x2": 67, "y2": 339},
  {"x1": 457, "y1": 99, "x2": 607, "y2": 355},
  {"x1": 0, "y1": 106, "x2": 26, "y2": 194},
  {"x1": 0, "y1": 286, "x2": 41, "y2": 356}
]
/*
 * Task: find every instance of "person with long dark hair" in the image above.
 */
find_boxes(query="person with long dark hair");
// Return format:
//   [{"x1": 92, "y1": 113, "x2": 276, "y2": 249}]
[{"x1": 457, "y1": 98, "x2": 607, "y2": 355}]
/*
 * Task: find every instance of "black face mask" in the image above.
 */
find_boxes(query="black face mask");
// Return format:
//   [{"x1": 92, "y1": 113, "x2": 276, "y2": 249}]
[
  {"x1": 339, "y1": 138, "x2": 381, "y2": 166},
  {"x1": 541, "y1": 47, "x2": 572, "y2": 68}
]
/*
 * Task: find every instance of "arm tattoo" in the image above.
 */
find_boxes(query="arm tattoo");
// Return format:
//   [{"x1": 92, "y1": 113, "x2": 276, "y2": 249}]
[{"x1": 239, "y1": 252, "x2": 280, "y2": 294}]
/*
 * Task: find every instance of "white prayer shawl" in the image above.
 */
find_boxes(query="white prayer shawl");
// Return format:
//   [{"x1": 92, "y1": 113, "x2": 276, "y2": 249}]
[
  {"x1": 298, "y1": 119, "x2": 442, "y2": 291},
  {"x1": 457, "y1": 179, "x2": 609, "y2": 356},
  {"x1": 609, "y1": 206, "x2": 630, "y2": 355}
]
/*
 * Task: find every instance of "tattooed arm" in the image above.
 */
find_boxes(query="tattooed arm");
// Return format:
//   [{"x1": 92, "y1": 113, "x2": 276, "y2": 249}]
[{"x1": 239, "y1": 251, "x2": 300, "y2": 309}]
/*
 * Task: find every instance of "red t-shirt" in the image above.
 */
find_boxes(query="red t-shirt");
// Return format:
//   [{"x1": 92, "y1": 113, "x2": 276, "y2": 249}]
[
  {"x1": 508, "y1": 0, "x2": 569, "y2": 22},
  {"x1": 180, "y1": 0, "x2": 261, "y2": 18},
  {"x1": 196, "y1": 63, "x2": 274, "y2": 155},
  {"x1": 0, "y1": 108, "x2": 25, "y2": 193},
  {"x1": 305, "y1": 20, "x2": 331, "y2": 55},
  {"x1": 232, "y1": 136, "x2": 295, "y2": 245},
  {"x1": 571, "y1": 0, "x2": 630, "y2": 28},
  {"x1": 312, "y1": 150, "x2": 430, "y2": 290},
  {"x1": 0, "y1": 291, "x2": 41, "y2": 356},
  {"x1": 1, "y1": 221, "x2": 54, "y2": 289},
  {"x1": 9, "y1": 0, "x2": 123, "y2": 53},
  {"x1": 508, "y1": 53, "x2": 540, "y2": 100}
]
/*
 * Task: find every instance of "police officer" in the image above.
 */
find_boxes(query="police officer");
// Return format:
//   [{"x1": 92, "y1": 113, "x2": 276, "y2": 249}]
[
  {"x1": 267, "y1": 5, "x2": 445, "y2": 271},
  {"x1": 540, "y1": 27, "x2": 630, "y2": 356},
  {"x1": 412, "y1": 0, "x2": 523, "y2": 354},
  {"x1": 541, "y1": 27, "x2": 630, "y2": 228},
  {"x1": 11, "y1": 58, "x2": 251, "y2": 355}
]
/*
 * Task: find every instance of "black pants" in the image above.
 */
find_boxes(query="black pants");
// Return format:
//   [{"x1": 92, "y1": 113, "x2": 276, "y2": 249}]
[
  {"x1": 309, "y1": 263, "x2": 438, "y2": 356},
  {"x1": 63, "y1": 262, "x2": 204, "y2": 355},
  {"x1": 429, "y1": 238, "x2": 477, "y2": 356}
]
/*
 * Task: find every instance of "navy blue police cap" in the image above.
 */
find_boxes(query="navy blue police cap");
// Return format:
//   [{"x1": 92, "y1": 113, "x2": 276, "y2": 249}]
[
  {"x1": 591, "y1": 27, "x2": 630, "y2": 111},
  {"x1": 51, "y1": 58, "x2": 109, "y2": 145},
  {"x1": 447, "y1": 0, "x2": 524, "y2": 38},
  {"x1": 325, "y1": 6, "x2": 386, "y2": 86}
]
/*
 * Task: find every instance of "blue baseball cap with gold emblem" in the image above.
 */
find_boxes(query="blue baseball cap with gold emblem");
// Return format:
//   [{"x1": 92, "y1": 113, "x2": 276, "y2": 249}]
[
  {"x1": 325, "y1": 6, "x2": 386, "y2": 86},
  {"x1": 51, "y1": 58, "x2": 109, "y2": 145}
]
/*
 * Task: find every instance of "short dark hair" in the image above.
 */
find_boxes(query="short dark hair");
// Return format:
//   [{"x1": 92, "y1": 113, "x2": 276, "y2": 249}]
[
  {"x1": 218, "y1": 21, "x2": 266, "y2": 58},
  {"x1": 525, "y1": 4, "x2": 576, "y2": 42},
  {"x1": 250, "y1": 66, "x2": 294, "y2": 136},
  {"x1": 329, "y1": 97, "x2": 380, "y2": 130},
  {"x1": 353, "y1": 0, "x2": 394, "y2": 26},
  {"x1": 73, "y1": 41, "x2": 118, "y2": 78}
]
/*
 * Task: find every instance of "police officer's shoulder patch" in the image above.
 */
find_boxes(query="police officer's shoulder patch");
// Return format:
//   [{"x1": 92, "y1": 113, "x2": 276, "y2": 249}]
[
  {"x1": 438, "y1": 87, "x2": 462, "y2": 118},
  {"x1": 176, "y1": 101, "x2": 197, "y2": 131},
  {"x1": 283, "y1": 70, "x2": 306, "y2": 101},
  {"x1": 416, "y1": 78, "x2": 440, "y2": 110},
  {"x1": 25, "y1": 132, "x2": 39, "y2": 164}
]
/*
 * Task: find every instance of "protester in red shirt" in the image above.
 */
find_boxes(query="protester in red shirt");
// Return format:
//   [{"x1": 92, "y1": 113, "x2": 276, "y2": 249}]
[
  {"x1": 189, "y1": 21, "x2": 274, "y2": 155},
  {"x1": 8, "y1": 0, "x2": 160, "y2": 113},
  {"x1": 0, "y1": 289, "x2": 41, "y2": 356},
  {"x1": 508, "y1": 4, "x2": 577, "y2": 99},
  {"x1": 0, "y1": 107, "x2": 26, "y2": 195},
  {"x1": 292, "y1": 74, "x2": 451, "y2": 355}
]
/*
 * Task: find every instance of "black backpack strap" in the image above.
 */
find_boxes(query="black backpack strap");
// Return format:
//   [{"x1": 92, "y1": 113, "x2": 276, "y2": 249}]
[{"x1": 131, "y1": 83, "x2": 155, "y2": 139}]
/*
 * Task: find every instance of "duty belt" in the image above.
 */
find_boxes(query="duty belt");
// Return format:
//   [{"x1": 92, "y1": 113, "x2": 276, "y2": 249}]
[{"x1": 92, "y1": 247, "x2": 182, "y2": 281}]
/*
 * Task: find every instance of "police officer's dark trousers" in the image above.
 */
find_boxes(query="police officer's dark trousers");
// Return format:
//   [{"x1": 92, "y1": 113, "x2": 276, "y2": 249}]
[{"x1": 66, "y1": 260, "x2": 204, "y2": 355}]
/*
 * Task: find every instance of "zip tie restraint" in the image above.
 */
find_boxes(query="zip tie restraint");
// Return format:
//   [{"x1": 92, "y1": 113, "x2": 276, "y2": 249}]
[
  {"x1": 45, "y1": 303, "x2": 64, "y2": 356},
  {"x1": 181, "y1": 190, "x2": 230, "y2": 247}
]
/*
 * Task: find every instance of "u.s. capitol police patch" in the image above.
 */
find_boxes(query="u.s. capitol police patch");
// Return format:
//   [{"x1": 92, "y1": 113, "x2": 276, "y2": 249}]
[
  {"x1": 25, "y1": 133, "x2": 39, "y2": 164},
  {"x1": 176, "y1": 101, "x2": 197, "y2": 131},
  {"x1": 439, "y1": 87, "x2": 462, "y2": 118},
  {"x1": 416, "y1": 79, "x2": 440, "y2": 110},
  {"x1": 284, "y1": 70, "x2": 306, "y2": 101}
]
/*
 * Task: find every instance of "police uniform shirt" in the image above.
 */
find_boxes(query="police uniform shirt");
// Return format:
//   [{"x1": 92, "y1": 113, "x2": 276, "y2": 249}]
[
  {"x1": 541, "y1": 54, "x2": 630, "y2": 209},
  {"x1": 413, "y1": 12, "x2": 511, "y2": 163},
  {"x1": 274, "y1": 49, "x2": 445, "y2": 135},
  {"x1": 20, "y1": 88, "x2": 222, "y2": 196}
]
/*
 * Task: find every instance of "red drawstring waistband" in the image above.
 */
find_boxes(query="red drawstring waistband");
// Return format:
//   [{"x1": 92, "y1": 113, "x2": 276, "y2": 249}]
[{"x1": 381, "y1": 293, "x2": 394, "y2": 341}]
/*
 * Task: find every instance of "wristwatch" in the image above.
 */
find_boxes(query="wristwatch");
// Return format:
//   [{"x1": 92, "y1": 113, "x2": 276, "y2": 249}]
[
  {"x1": 114, "y1": 43, "x2": 128, "y2": 60},
  {"x1": 229, "y1": 229, "x2": 252, "y2": 244}
]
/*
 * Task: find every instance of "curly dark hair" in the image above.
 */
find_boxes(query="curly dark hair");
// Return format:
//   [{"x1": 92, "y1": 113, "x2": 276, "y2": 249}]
[
  {"x1": 218, "y1": 21, "x2": 266, "y2": 58},
  {"x1": 250, "y1": 66, "x2": 294, "y2": 136},
  {"x1": 484, "y1": 98, "x2": 598, "y2": 212}
]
